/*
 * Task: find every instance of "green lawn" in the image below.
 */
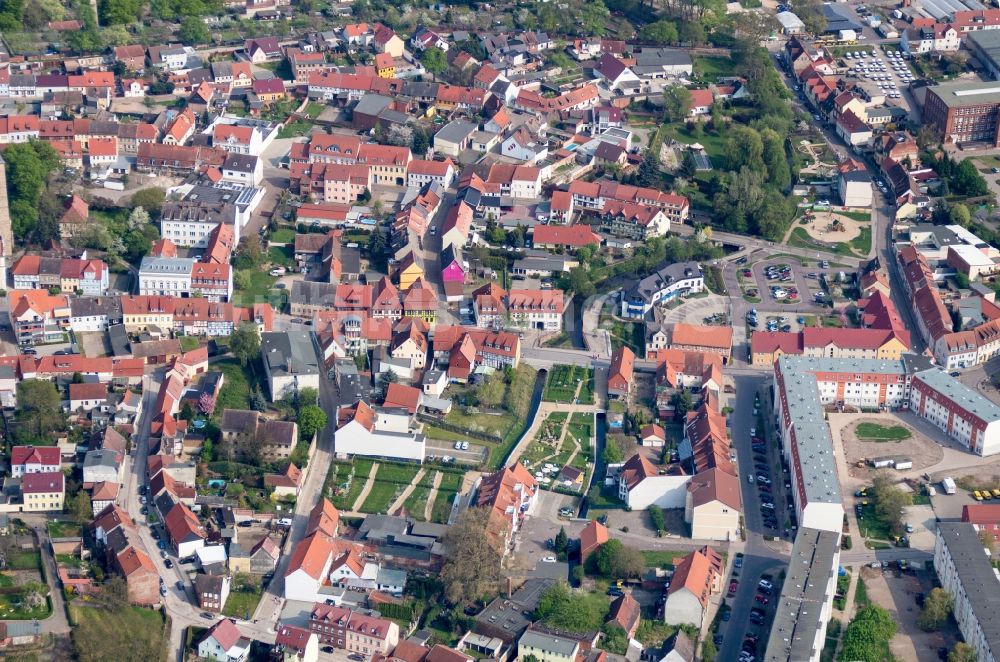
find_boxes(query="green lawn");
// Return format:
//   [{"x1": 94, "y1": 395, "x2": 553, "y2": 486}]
[
  {"x1": 0, "y1": 588, "x2": 50, "y2": 620},
  {"x1": 437, "y1": 471, "x2": 463, "y2": 492},
  {"x1": 268, "y1": 245, "x2": 295, "y2": 268},
  {"x1": 179, "y1": 336, "x2": 201, "y2": 352},
  {"x1": 0, "y1": 573, "x2": 13, "y2": 587},
  {"x1": 857, "y1": 503, "x2": 893, "y2": 541},
  {"x1": 443, "y1": 409, "x2": 516, "y2": 440},
  {"x1": 68, "y1": 603, "x2": 165, "y2": 635},
  {"x1": 214, "y1": 358, "x2": 256, "y2": 412},
  {"x1": 47, "y1": 520, "x2": 82, "y2": 539},
  {"x1": 270, "y1": 228, "x2": 296, "y2": 244},
  {"x1": 232, "y1": 269, "x2": 280, "y2": 306},
  {"x1": 641, "y1": 551, "x2": 681, "y2": 568},
  {"x1": 850, "y1": 226, "x2": 872, "y2": 255},
  {"x1": 566, "y1": 412, "x2": 593, "y2": 445},
  {"x1": 855, "y1": 423, "x2": 911, "y2": 441},
  {"x1": 543, "y1": 365, "x2": 594, "y2": 404},
  {"x1": 374, "y1": 462, "x2": 421, "y2": 484},
  {"x1": 360, "y1": 481, "x2": 401, "y2": 514},
  {"x1": 304, "y1": 102, "x2": 326, "y2": 118},
  {"x1": 7, "y1": 552, "x2": 40, "y2": 571},
  {"x1": 423, "y1": 425, "x2": 467, "y2": 443},
  {"x1": 403, "y1": 486, "x2": 431, "y2": 521},
  {"x1": 56, "y1": 554, "x2": 85, "y2": 568},
  {"x1": 430, "y1": 490, "x2": 456, "y2": 524},
  {"x1": 661, "y1": 124, "x2": 727, "y2": 165},
  {"x1": 278, "y1": 120, "x2": 312, "y2": 138},
  {"x1": 222, "y1": 584, "x2": 263, "y2": 619},
  {"x1": 329, "y1": 458, "x2": 375, "y2": 510},
  {"x1": 694, "y1": 55, "x2": 738, "y2": 80}
]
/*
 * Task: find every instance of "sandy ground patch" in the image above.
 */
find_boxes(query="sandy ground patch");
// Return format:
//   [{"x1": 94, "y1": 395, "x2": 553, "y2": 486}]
[
  {"x1": 799, "y1": 211, "x2": 866, "y2": 242},
  {"x1": 839, "y1": 416, "x2": 944, "y2": 479},
  {"x1": 862, "y1": 567, "x2": 955, "y2": 662}
]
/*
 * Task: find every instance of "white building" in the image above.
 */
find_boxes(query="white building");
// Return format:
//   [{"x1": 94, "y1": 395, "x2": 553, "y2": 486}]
[
  {"x1": 334, "y1": 401, "x2": 426, "y2": 462},
  {"x1": 764, "y1": 527, "x2": 841, "y2": 662},
  {"x1": 138, "y1": 256, "x2": 194, "y2": 297},
  {"x1": 662, "y1": 546, "x2": 723, "y2": 628},
  {"x1": 283, "y1": 533, "x2": 335, "y2": 603},
  {"x1": 910, "y1": 368, "x2": 1000, "y2": 456},
  {"x1": 617, "y1": 453, "x2": 690, "y2": 510},
  {"x1": 260, "y1": 331, "x2": 321, "y2": 401},
  {"x1": 620, "y1": 261, "x2": 703, "y2": 319},
  {"x1": 198, "y1": 619, "x2": 251, "y2": 662},
  {"x1": 934, "y1": 522, "x2": 1000, "y2": 662}
]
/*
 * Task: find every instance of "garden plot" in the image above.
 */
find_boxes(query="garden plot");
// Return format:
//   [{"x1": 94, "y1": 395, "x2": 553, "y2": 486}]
[{"x1": 521, "y1": 411, "x2": 594, "y2": 492}]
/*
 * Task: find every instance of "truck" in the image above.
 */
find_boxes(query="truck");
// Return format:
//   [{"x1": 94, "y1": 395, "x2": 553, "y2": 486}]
[
  {"x1": 893, "y1": 459, "x2": 913, "y2": 471},
  {"x1": 838, "y1": 29, "x2": 858, "y2": 43},
  {"x1": 942, "y1": 477, "x2": 957, "y2": 495}
]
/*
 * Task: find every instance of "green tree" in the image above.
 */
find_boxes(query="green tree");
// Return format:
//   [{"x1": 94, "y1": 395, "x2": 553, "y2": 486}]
[
  {"x1": 636, "y1": 150, "x2": 662, "y2": 188},
  {"x1": 670, "y1": 390, "x2": 693, "y2": 420},
  {"x1": 536, "y1": 581, "x2": 610, "y2": 632},
  {"x1": 838, "y1": 604, "x2": 897, "y2": 662},
  {"x1": 550, "y1": 527, "x2": 567, "y2": 556},
  {"x1": 70, "y1": 491, "x2": 92, "y2": 525},
  {"x1": 953, "y1": 159, "x2": 989, "y2": 197},
  {"x1": 872, "y1": 471, "x2": 912, "y2": 536},
  {"x1": 702, "y1": 638, "x2": 718, "y2": 662},
  {"x1": 367, "y1": 229, "x2": 387, "y2": 257},
  {"x1": 601, "y1": 623, "x2": 628, "y2": 654},
  {"x1": 949, "y1": 643, "x2": 977, "y2": 662},
  {"x1": 578, "y1": 0, "x2": 610, "y2": 35},
  {"x1": 594, "y1": 539, "x2": 645, "y2": 579},
  {"x1": 230, "y1": 322, "x2": 261, "y2": 367},
  {"x1": 233, "y1": 234, "x2": 265, "y2": 270},
  {"x1": 476, "y1": 369, "x2": 506, "y2": 408},
  {"x1": 949, "y1": 203, "x2": 971, "y2": 228},
  {"x1": 648, "y1": 505, "x2": 666, "y2": 533},
  {"x1": 98, "y1": 0, "x2": 142, "y2": 25},
  {"x1": 4, "y1": 141, "x2": 60, "y2": 241},
  {"x1": 440, "y1": 507, "x2": 504, "y2": 603},
  {"x1": 421, "y1": 47, "x2": 447, "y2": 74},
  {"x1": 917, "y1": 588, "x2": 953, "y2": 632},
  {"x1": 662, "y1": 85, "x2": 692, "y2": 124},
  {"x1": 16, "y1": 380, "x2": 65, "y2": 439},
  {"x1": 640, "y1": 20, "x2": 678, "y2": 45},
  {"x1": 411, "y1": 126, "x2": 429, "y2": 156},
  {"x1": 760, "y1": 128, "x2": 791, "y2": 191},
  {"x1": 298, "y1": 404, "x2": 328, "y2": 441},
  {"x1": 724, "y1": 125, "x2": 764, "y2": 173},
  {"x1": 178, "y1": 16, "x2": 210, "y2": 44},
  {"x1": 129, "y1": 187, "x2": 166, "y2": 216},
  {"x1": 679, "y1": 20, "x2": 706, "y2": 45}
]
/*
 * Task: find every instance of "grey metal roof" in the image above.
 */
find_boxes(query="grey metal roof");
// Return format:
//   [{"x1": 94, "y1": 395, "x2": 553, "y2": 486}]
[
  {"x1": 928, "y1": 79, "x2": 1000, "y2": 109},
  {"x1": 623, "y1": 260, "x2": 703, "y2": 305},
  {"x1": 520, "y1": 630, "x2": 578, "y2": 656},
  {"x1": 139, "y1": 256, "x2": 194, "y2": 275},
  {"x1": 435, "y1": 119, "x2": 477, "y2": 145},
  {"x1": 261, "y1": 330, "x2": 320, "y2": 377},
  {"x1": 765, "y1": 527, "x2": 840, "y2": 662},
  {"x1": 915, "y1": 368, "x2": 1000, "y2": 423},
  {"x1": 290, "y1": 280, "x2": 338, "y2": 306},
  {"x1": 937, "y1": 522, "x2": 1000, "y2": 658},
  {"x1": 71, "y1": 296, "x2": 123, "y2": 321},
  {"x1": 376, "y1": 567, "x2": 408, "y2": 585},
  {"x1": 354, "y1": 93, "x2": 392, "y2": 117}
]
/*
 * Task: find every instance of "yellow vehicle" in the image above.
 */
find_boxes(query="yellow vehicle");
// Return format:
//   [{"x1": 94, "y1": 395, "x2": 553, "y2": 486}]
[
  {"x1": 991, "y1": 489, "x2": 1000, "y2": 498},
  {"x1": 975, "y1": 491, "x2": 984, "y2": 501},
  {"x1": 986, "y1": 492, "x2": 994, "y2": 500}
]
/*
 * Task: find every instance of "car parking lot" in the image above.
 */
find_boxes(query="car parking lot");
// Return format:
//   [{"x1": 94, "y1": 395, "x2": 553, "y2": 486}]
[
  {"x1": 717, "y1": 565, "x2": 782, "y2": 662},
  {"x1": 745, "y1": 259, "x2": 831, "y2": 310},
  {"x1": 843, "y1": 48, "x2": 915, "y2": 101}
]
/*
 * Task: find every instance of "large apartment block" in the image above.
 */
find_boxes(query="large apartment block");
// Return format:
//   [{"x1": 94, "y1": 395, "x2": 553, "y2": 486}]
[
  {"x1": 911, "y1": 368, "x2": 1000, "y2": 456},
  {"x1": 934, "y1": 522, "x2": 1000, "y2": 662}
]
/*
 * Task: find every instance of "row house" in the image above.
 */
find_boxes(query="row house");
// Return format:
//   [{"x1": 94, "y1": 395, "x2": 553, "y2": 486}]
[
  {"x1": 287, "y1": 48, "x2": 328, "y2": 83},
  {"x1": 190, "y1": 262, "x2": 233, "y2": 302},
  {"x1": 136, "y1": 143, "x2": 227, "y2": 174},
  {"x1": 567, "y1": 178, "x2": 690, "y2": 225},
  {"x1": 600, "y1": 201, "x2": 670, "y2": 240},
  {"x1": 307, "y1": 70, "x2": 403, "y2": 102},
  {"x1": 308, "y1": 604, "x2": 400, "y2": 655},
  {"x1": 11, "y1": 256, "x2": 109, "y2": 296}
]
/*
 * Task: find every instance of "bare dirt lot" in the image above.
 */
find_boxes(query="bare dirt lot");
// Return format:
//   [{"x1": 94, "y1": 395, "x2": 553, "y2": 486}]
[
  {"x1": 862, "y1": 567, "x2": 957, "y2": 662},
  {"x1": 800, "y1": 211, "x2": 867, "y2": 243},
  {"x1": 839, "y1": 415, "x2": 944, "y2": 479}
]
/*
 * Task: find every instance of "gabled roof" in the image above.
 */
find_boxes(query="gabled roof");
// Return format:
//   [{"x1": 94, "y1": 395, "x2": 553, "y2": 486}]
[
  {"x1": 11, "y1": 445, "x2": 60, "y2": 467},
  {"x1": 607, "y1": 593, "x2": 641, "y2": 635},
  {"x1": 285, "y1": 531, "x2": 334, "y2": 580},
  {"x1": 619, "y1": 453, "x2": 656, "y2": 491},
  {"x1": 306, "y1": 497, "x2": 340, "y2": 539},
  {"x1": 687, "y1": 467, "x2": 742, "y2": 511},
  {"x1": 202, "y1": 618, "x2": 244, "y2": 652},
  {"x1": 667, "y1": 546, "x2": 723, "y2": 608}
]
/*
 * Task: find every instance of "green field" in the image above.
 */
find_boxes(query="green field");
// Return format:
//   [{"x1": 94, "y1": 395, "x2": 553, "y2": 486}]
[
  {"x1": 543, "y1": 365, "x2": 595, "y2": 404},
  {"x1": 431, "y1": 491, "x2": 456, "y2": 523},
  {"x1": 232, "y1": 269, "x2": 280, "y2": 306},
  {"x1": 855, "y1": 423, "x2": 911, "y2": 441},
  {"x1": 566, "y1": 412, "x2": 593, "y2": 445},
  {"x1": 179, "y1": 336, "x2": 201, "y2": 352},
  {"x1": 443, "y1": 409, "x2": 516, "y2": 439},
  {"x1": 694, "y1": 55, "x2": 738, "y2": 80},
  {"x1": 437, "y1": 471, "x2": 463, "y2": 492},
  {"x1": 270, "y1": 228, "x2": 296, "y2": 244},
  {"x1": 68, "y1": 603, "x2": 165, "y2": 645},
  {"x1": 7, "y1": 552, "x2": 40, "y2": 571},
  {"x1": 48, "y1": 520, "x2": 82, "y2": 539},
  {"x1": 222, "y1": 581, "x2": 263, "y2": 619},
  {"x1": 403, "y1": 486, "x2": 431, "y2": 521},
  {"x1": 214, "y1": 359, "x2": 256, "y2": 412},
  {"x1": 374, "y1": 462, "x2": 422, "y2": 484},
  {"x1": 360, "y1": 481, "x2": 402, "y2": 514}
]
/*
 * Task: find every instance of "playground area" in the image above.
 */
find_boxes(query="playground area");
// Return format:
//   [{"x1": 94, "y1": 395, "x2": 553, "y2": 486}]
[{"x1": 799, "y1": 210, "x2": 866, "y2": 243}]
